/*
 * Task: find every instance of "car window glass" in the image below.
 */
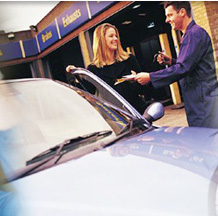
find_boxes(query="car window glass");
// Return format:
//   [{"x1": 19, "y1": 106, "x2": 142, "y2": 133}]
[
  {"x1": 69, "y1": 74, "x2": 131, "y2": 113},
  {"x1": 0, "y1": 80, "x2": 133, "y2": 174}
]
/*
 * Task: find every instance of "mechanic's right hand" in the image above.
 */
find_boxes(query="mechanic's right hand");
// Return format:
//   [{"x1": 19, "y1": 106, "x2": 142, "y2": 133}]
[
  {"x1": 157, "y1": 51, "x2": 172, "y2": 66},
  {"x1": 66, "y1": 65, "x2": 76, "y2": 73}
]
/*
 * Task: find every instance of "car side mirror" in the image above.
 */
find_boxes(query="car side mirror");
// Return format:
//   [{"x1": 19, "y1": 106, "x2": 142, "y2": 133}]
[{"x1": 143, "y1": 102, "x2": 164, "y2": 123}]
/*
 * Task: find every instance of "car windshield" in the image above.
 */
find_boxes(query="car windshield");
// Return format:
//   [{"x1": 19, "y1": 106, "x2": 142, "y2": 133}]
[{"x1": 0, "y1": 79, "x2": 143, "y2": 177}]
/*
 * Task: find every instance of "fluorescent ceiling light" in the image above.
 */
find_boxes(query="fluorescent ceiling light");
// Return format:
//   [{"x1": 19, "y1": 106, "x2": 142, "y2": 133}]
[
  {"x1": 138, "y1": 13, "x2": 146, "y2": 16},
  {"x1": 122, "y1": 21, "x2": 132, "y2": 25},
  {"x1": 132, "y1": 4, "x2": 141, "y2": 9},
  {"x1": 147, "y1": 22, "x2": 155, "y2": 28}
]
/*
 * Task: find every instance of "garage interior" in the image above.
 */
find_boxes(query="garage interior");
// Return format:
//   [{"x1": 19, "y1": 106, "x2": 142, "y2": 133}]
[
  {"x1": 48, "y1": 1, "x2": 176, "y2": 102},
  {"x1": 1, "y1": 1, "x2": 180, "y2": 104}
]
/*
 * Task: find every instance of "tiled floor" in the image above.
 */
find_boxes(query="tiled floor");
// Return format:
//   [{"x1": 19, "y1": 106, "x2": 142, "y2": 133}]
[{"x1": 154, "y1": 104, "x2": 188, "y2": 127}]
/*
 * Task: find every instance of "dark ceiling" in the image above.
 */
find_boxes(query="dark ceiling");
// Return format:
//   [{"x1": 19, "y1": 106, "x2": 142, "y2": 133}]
[{"x1": 105, "y1": 1, "x2": 171, "y2": 47}]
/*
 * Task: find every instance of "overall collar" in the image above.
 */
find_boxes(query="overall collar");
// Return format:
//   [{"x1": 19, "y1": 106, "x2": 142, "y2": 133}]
[
  {"x1": 182, "y1": 20, "x2": 195, "y2": 36},
  {"x1": 180, "y1": 20, "x2": 195, "y2": 43},
  {"x1": 185, "y1": 20, "x2": 195, "y2": 32}
]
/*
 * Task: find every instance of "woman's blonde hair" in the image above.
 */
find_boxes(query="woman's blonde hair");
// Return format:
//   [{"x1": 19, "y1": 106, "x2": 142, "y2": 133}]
[{"x1": 92, "y1": 23, "x2": 129, "y2": 68}]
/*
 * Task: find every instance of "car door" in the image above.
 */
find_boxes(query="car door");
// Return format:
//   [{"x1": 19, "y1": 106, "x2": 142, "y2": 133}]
[{"x1": 68, "y1": 68, "x2": 144, "y2": 119}]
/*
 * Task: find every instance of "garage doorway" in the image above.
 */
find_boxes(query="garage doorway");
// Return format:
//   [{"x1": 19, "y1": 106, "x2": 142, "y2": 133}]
[
  {"x1": 45, "y1": 37, "x2": 84, "y2": 83},
  {"x1": 0, "y1": 63, "x2": 32, "y2": 80}
]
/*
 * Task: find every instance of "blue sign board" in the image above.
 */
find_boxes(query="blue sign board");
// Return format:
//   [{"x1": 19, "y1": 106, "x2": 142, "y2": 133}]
[
  {"x1": 0, "y1": 1, "x2": 115, "y2": 62},
  {"x1": 87, "y1": 1, "x2": 114, "y2": 17},
  {"x1": 57, "y1": 1, "x2": 89, "y2": 38},
  {"x1": 23, "y1": 38, "x2": 39, "y2": 57},
  {"x1": 37, "y1": 20, "x2": 60, "y2": 51},
  {"x1": 0, "y1": 42, "x2": 22, "y2": 62}
]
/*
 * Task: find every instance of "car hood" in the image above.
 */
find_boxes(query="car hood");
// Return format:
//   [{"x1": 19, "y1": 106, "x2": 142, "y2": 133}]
[
  {"x1": 8, "y1": 126, "x2": 218, "y2": 216},
  {"x1": 121, "y1": 126, "x2": 218, "y2": 180}
]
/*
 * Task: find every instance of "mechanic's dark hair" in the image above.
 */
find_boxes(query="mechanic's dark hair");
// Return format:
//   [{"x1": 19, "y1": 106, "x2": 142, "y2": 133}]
[{"x1": 163, "y1": 1, "x2": 192, "y2": 18}]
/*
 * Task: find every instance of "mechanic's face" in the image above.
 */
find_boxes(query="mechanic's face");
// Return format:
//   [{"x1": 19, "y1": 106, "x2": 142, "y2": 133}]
[
  {"x1": 165, "y1": 5, "x2": 183, "y2": 30},
  {"x1": 105, "y1": 27, "x2": 118, "y2": 51}
]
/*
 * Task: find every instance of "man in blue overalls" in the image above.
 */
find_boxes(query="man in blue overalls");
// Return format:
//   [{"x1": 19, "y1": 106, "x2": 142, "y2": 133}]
[{"x1": 135, "y1": 1, "x2": 218, "y2": 128}]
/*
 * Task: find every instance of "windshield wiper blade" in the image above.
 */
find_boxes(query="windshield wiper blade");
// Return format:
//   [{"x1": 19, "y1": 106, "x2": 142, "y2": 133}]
[{"x1": 26, "y1": 130, "x2": 112, "y2": 165}]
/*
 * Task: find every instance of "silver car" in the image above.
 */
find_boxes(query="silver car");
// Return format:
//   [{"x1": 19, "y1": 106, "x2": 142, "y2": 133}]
[{"x1": 0, "y1": 68, "x2": 217, "y2": 216}]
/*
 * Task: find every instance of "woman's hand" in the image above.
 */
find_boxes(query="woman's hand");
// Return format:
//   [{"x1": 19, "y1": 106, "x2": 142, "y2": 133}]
[
  {"x1": 131, "y1": 70, "x2": 136, "y2": 76},
  {"x1": 66, "y1": 65, "x2": 76, "y2": 73},
  {"x1": 134, "y1": 72, "x2": 151, "y2": 85}
]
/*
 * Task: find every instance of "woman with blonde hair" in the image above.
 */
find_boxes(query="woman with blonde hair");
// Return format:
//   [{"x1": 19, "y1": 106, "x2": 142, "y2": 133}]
[
  {"x1": 91, "y1": 23, "x2": 129, "y2": 68},
  {"x1": 67, "y1": 23, "x2": 147, "y2": 114}
]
